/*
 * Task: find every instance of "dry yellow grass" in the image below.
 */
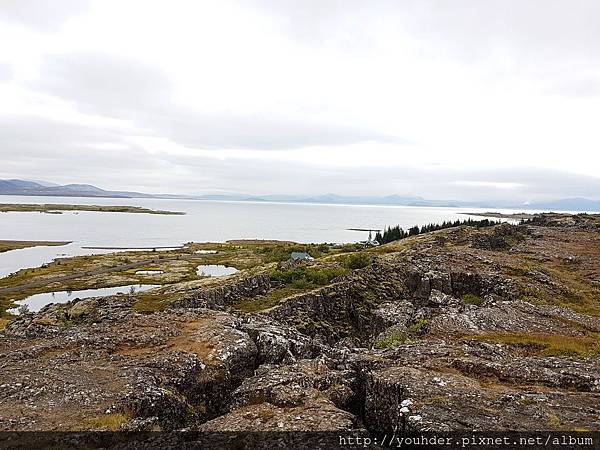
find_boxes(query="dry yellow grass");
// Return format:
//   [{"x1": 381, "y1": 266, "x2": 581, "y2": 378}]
[
  {"x1": 83, "y1": 412, "x2": 131, "y2": 430},
  {"x1": 466, "y1": 332, "x2": 600, "y2": 357}
]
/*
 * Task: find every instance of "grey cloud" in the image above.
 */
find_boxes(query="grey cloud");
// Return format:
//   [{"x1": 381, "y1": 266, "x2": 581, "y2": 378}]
[
  {"x1": 2, "y1": 114, "x2": 599, "y2": 201},
  {"x1": 423, "y1": 168, "x2": 600, "y2": 202},
  {"x1": 0, "y1": 0, "x2": 90, "y2": 31},
  {"x1": 4, "y1": 3, "x2": 599, "y2": 199},
  {"x1": 35, "y1": 53, "x2": 171, "y2": 113},
  {"x1": 0, "y1": 115, "x2": 167, "y2": 190},
  {"x1": 0, "y1": 114, "x2": 128, "y2": 156},
  {"x1": 140, "y1": 148, "x2": 600, "y2": 201},
  {"x1": 139, "y1": 109, "x2": 407, "y2": 150},
  {"x1": 32, "y1": 52, "x2": 406, "y2": 150}
]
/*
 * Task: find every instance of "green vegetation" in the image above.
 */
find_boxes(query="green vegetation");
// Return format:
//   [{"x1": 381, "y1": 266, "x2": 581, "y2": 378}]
[
  {"x1": 505, "y1": 262, "x2": 532, "y2": 276},
  {"x1": 408, "y1": 318, "x2": 430, "y2": 335},
  {"x1": 1, "y1": 240, "x2": 345, "y2": 317},
  {"x1": 0, "y1": 203, "x2": 184, "y2": 215},
  {"x1": 373, "y1": 329, "x2": 408, "y2": 349},
  {"x1": 132, "y1": 292, "x2": 172, "y2": 313},
  {"x1": 465, "y1": 332, "x2": 600, "y2": 357},
  {"x1": 83, "y1": 412, "x2": 132, "y2": 430},
  {"x1": 256, "y1": 408, "x2": 276, "y2": 422},
  {"x1": 269, "y1": 265, "x2": 348, "y2": 288},
  {"x1": 342, "y1": 252, "x2": 371, "y2": 269},
  {"x1": 547, "y1": 412, "x2": 562, "y2": 428},
  {"x1": 375, "y1": 218, "x2": 500, "y2": 245},
  {"x1": 510, "y1": 253, "x2": 600, "y2": 317},
  {"x1": 234, "y1": 250, "x2": 371, "y2": 314},
  {"x1": 0, "y1": 249, "x2": 189, "y2": 317},
  {"x1": 254, "y1": 242, "x2": 360, "y2": 263},
  {"x1": 462, "y1": 293, "x2": 484, "y2": 306},
  {"x1": 233, "y1": 286, "x2": 306, "y2": 313},
  {"x1": 373, "y1": 319, "x2": 431, "y2": 349}
]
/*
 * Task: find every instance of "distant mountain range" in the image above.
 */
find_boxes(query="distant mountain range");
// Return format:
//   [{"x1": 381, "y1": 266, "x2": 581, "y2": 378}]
[
  {"x1": 1, "y1": 179, "x2": 599, "y2": 211},
  {"x1": 0, "y1": 179, "x2": 153, "y2": 199}
]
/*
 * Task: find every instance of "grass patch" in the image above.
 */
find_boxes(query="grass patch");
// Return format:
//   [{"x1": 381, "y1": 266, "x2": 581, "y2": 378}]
[
  {"x1": 515, "y1": 257, "x2": 600, "y2": 317},
  {"x1": 124, "y1": 266, "x2": 164, "y2": 274},
  {"x1": 233, "y1": 287, "x2": 307, "y2": 313},
  {"x1": 506, "y1": 262, "x2": 532, "y2": 276},
  {"x1": 83, "y1": 412, "x2": 132, "y2": 430},
  {"x1": 257, "y1": 409, "x2": 275, "y2": 422},
  {"x1": 269, "y1": 266, "x2": 348, "y2": 288},
  {"x1": 252, "y1": 242, "x2": 362, "y2": 263},
  {"x1": 465, "y1": 332, "x2": 600, "y2": 357},
  {"x1": 547, "y1": 411, "x2": 562, "y2": 428},
  {"x1": 520, "y1": 295, "x2": 545, "y2": 305},
  {"x1": 373, "y1": 329, "x2": 409, "y2": 349},
  {"x1": 234, "y1": 260, "x2": 361, "y2": 314},
  {"x1": 132, "y1": 292, "x2": 173, "y2": 313},
  {"x1": 0, "y1": 317, "x2": 10, "y2": 330},
  {"x1": 462, "y1": 293, "x2": 484, "y2": 306},
  {"x1": 408, "y1": 318, "x2": 430, "y2": 335},
  {"x1": 373, "y1": 319, "x2": 431, "y2": 349},
  {"x1": 342, "y1": 252, "x2": 371, "y2": 270}
]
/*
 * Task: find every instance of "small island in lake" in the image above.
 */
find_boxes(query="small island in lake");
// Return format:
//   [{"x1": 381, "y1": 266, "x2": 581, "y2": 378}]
[
  {"x1": 0, "y1": 240, "x2": 71, "y2": 253},
  {"x1": 0, "y1": 203, "x2": 185, "y2": 215}
]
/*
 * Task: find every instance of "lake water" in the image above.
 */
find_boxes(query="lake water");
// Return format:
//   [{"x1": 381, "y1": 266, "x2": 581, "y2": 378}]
[
  {"x1": 7, "y1": 284, "x2": 159, "y2": 313},
  {"x1": 197, "y1": 264, "x2": 239, "y2": 277},
  {"x1": 0, "y1": 195, "x2": 534, "y2": 278}
]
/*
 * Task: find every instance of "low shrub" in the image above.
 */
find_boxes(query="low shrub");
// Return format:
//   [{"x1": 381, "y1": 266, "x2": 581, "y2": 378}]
[
  {"x1": 343, "y1": 253, "x2": 371, "y2": 270},
  {"x1": 462, "y1": 293, "x2": 484, "y2": 306},
  {"x1": 269, "y1": 266, "x2": 347, "y2": 288}
]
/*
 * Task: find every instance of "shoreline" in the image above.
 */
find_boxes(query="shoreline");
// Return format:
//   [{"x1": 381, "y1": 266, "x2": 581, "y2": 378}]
[{"x1": 460, "y1": 211, "x2": 536, "y2": 220}]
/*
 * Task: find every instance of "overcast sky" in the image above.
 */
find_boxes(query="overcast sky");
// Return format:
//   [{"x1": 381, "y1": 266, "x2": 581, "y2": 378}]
[{"x1": 1, "y1": 0, "x2": 599, "y2": 201}]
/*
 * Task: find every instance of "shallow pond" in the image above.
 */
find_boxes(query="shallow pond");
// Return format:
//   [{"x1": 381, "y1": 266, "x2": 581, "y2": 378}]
[
  {"x1": 196, "y1": 264, "x2": 238, "y2": 277},
  {"x1": 8, "y1": 284, "x2": 159, "y2": 314}
]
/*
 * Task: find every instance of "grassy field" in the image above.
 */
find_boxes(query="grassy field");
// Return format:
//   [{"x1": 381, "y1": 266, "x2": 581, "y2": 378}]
[
  {"x1": 464, "y1": 332, "x2": 600, "y2": 357},
  {"x1": 0, "y1": 203, "x2": 184, "y2": 215}
]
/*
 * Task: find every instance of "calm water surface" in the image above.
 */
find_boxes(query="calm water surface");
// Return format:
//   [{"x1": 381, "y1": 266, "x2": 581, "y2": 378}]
[
  {"x1": 0, "y1": 195, "x2": 535, "y2": 277},
  {"x1": 7, "y1": 284, "x2": 159, "y2": 313},
  {"x1": 197, "y1": 264, "x2": 239, "y2": 277}
]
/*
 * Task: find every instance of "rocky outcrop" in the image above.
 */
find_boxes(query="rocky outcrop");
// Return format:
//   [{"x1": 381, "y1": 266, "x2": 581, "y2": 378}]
[
  {"x1": 1, "y1": 213, "x2": 599, "y2": 435},
  {"x1": 172, "y1": 274, "x2": 271, "y2": 309}
]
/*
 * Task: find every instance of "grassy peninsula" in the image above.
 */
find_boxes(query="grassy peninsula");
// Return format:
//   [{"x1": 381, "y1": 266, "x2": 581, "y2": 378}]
[
  {"x1": 0, "y1": 203, "x2": 185, "y2": 215},
  {"x1": 0, "y1": 240, "x2": 70, "y2": 253}
]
